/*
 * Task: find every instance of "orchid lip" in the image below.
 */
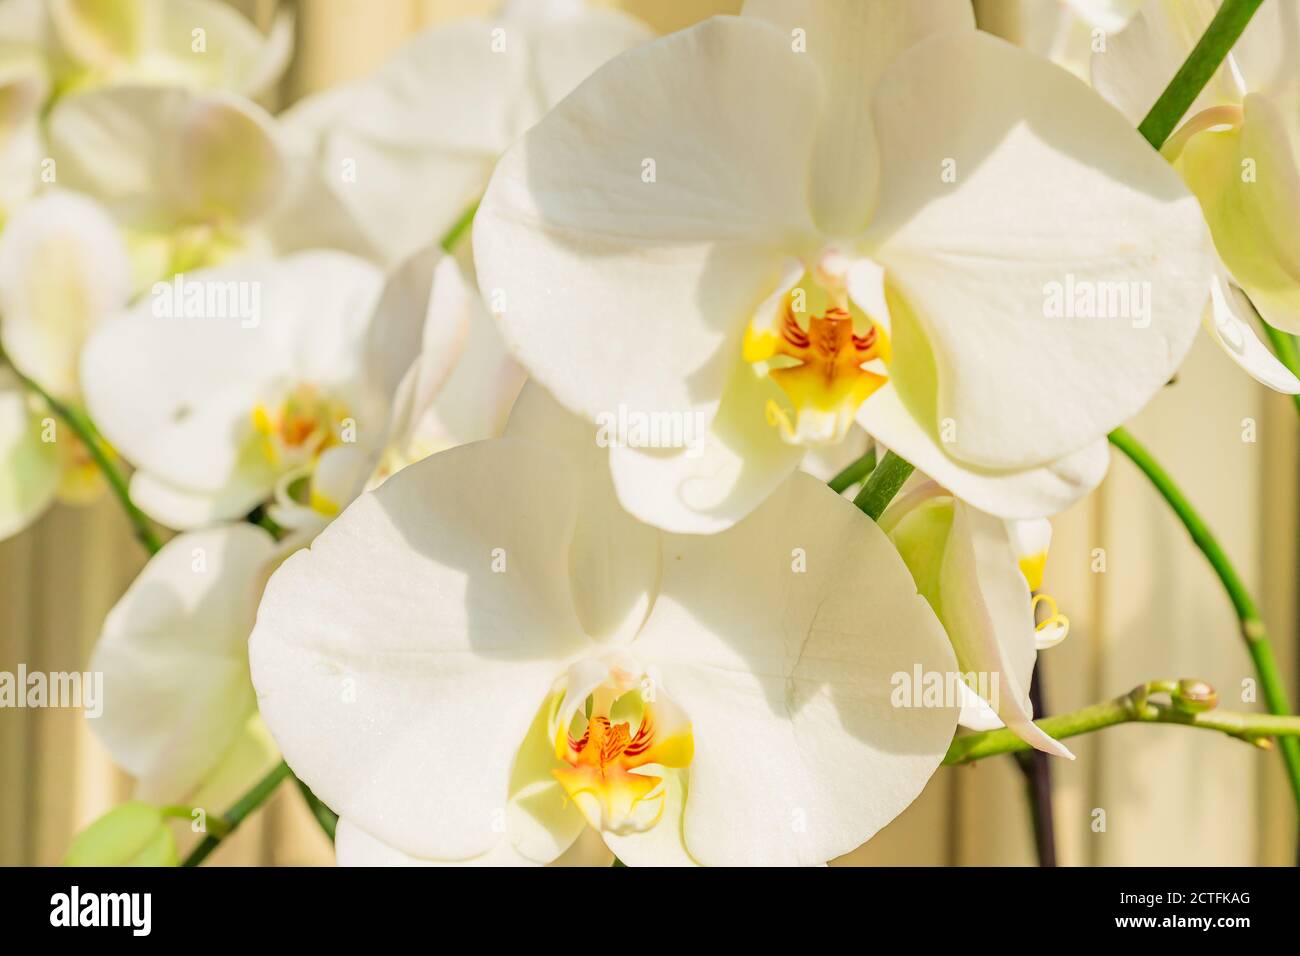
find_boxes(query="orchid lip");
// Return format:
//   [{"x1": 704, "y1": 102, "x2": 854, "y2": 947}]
[
  {"x1": 745, "y1": 251, "x2": 891, "y2": 448},
  {"x1": 545, "y1": 656, "x2": 693, "y2": 837},
  {"x1": 1161, "y1": 104, "x2": 1244, "y2": 162},
  {"x1": 250, "y1": 382, "x2": 349, "y2": 470}
]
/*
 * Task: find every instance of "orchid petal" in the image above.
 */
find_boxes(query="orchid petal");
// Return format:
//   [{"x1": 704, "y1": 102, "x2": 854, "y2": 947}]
[
  {"x1": 858, "y1": 382, "x2": 1110, "y2": 520},
  {"x1": 90, "y1": 524, "x2": 276, "y2": 800},
  {"x1": 867, "y1": 30, "x2": 1209, "y2": 470},
  {"x1": 1205, "y1": 271, "x2": 1300, "y2": 393},
  {"x1": 956, "y1": 681, "x2": 1004, "y2": 732},
  {"x1": 0, "y1": 373, "x2": 59, "y2": 541},
  {"x1": 250, "y1": 439, "x2": 591, "y2": 862},
  {"x1": 605, "y1": 358, "x2": 804, "y2": 535},
  {"x1": 474, "y1": 16, "x2": 821, "y2": 435},
  {"x1": 742, "y1": 0, "x2": 973, "y2": 235},
  {"x1": 48, "y1": 85, "x2": 288, "y2": 230},
  {"x1": 335, "y1": 819, "x2": 612, "y2": 868},
  {"x1": 1065, "y1": 0, "x2": 1146, "y2": 34},
  {"x1": 281, "y1": 10, "x2": 651, "y2": 265},
  {"x1": 1177, "y1": 93, "x2": 1300, "y2": 334},
  {"x1": 0, "y1": 64, "x2": 47, "y2": 213},
  {"x1": 1091, "y1": 0, "x2": 1230, "y2": 125},
  {"x1": 637, "y1": 472, "x2": 959, "y2": 865},
  {"x1": 937, "y1": 503, "x2": 1073, "y2": 758},
  {"x1": 0, "y1": 191, "x2": 129, "y2": 399},
  {"x1": 504, "y1": 382, "x2": 660, "y2": 645}
]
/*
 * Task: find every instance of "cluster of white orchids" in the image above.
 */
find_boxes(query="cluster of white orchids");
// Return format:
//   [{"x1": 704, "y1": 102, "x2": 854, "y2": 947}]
[{"x1": 5, "y1": 0, "x2": 1300, "y2": 867}]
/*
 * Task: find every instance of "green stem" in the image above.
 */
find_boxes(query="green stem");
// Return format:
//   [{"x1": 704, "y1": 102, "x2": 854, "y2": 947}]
[
  {"x1": 4, "y1": 355, "x2": 162, "y2": 555},
  {"x1": 1109, "y1": 427, "x2": 1300, "y2": 808},
  {"x1": 182, "y1": 761, "x2": 292, "y2": 867},
  {"x1": 159, "y1": 804, "x2": 232, "y2": 838},
  {"x1": 828, "y1": 450, "x2": 877, "y2": 494},
  {"x1": 440, "y1": 199, "x2": 480, "y2": 254},
  {"x1": 295, "y1": 774, "x2": 338, "y2": 842},
  {"x1": 1137, "y1": 0, "x2": 1266, "y2": 150},
  {"x1": 852, "y1": 450, "x2": 914, "y2": 521},
  {"x1": 946, "y1": 681, "x2": 1300, "y2": 765}
]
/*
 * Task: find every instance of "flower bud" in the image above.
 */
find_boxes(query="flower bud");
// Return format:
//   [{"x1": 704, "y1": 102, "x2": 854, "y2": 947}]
[
  {"x1": 1173, "y1": 679, "x2": 1218, "y2": 714},
  {"x1": 62, "y1": 801, "x2": 178, "y2": 866}
]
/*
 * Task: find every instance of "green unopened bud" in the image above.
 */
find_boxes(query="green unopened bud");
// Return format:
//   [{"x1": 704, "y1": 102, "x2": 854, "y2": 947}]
[
  {"x1": 885, "y1": 497, "x2": 954, "y2": 609},
  {"x1": 1173, "y1": 679, "x2": 1218, "y2": 714},
  {"x1": 62, "y1": 801, "x2": 178, "y2": 867}
]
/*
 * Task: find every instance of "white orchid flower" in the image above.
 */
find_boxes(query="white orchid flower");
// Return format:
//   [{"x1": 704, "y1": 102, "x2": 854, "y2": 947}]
[
  {"x1": 79, "y1": 236, "x2": 515, "y2": 533},
  {"x1": 79, "y1": 250, "x2": 387, "y2": 530},
  {"x1": 0, "y1": 189, "x2": 132, "y2": 538},
  {"x1": 46, "y1": 84, "x2": 375, "y2": 284},
  {"x1": 249, "y1": 383, "x2": 960, "y2": 867},
  {"x1": 268, "y1": 247, "x2": 524, "y2": 527},
  {"x1": 881, "y1": 483, "x2": 1072, "y2": 757},
  {"x1": 0, "y1": 0, "x2": 290, "y2": 104},
  {"x1": 0, "y1": 58, "x2": 46, "y2": 217},
  {"x1": 1, "y1": 190, "x2": 131, "y2": 397},
  {"x1": 474, "y1": 0, "x2": 1210, "y2": 534},
  {"x1": 90, "y1": 523, "x2": 285, "y2": 808},
  {"x1": 1092, "y1": 0, "x2": 1300, "y2": 393},
  {"x1": 278, "y1": 0, "x2": 653, "y2": 266}
]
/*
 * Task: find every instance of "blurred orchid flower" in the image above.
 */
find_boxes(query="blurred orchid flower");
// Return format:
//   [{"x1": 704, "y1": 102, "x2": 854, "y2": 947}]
[
  {"x1": 278, "y1": 0, "x2": 653, "y2": 266},
  {"x1": 0, "y1": 368, "x2": 57, "y2": 539},
  {"x1": 0, "y1": 0, "x2": 290, "y2": 106},
  {"x1": 46, "y1": 85, "x2": 375, "y2": 284},
  {"x1": 90, "y1": 523, "x2": 285, "y2": 809},
  {"x1": 881, "y1": 483, "x2": 1072, "y2": 757},
  {"x1": 474, "y1": 0, "x2": 1211, "y2": 534},
  {"x1": 79, "y1": 240, "x2": 518, "y2": 533},
  {"x1": 62, "y1": 801, "x2": 180, "y2": 866},
  {"x1": 0, "y1": 58, "x2": 46, "y2": 218},
  {"x1": 87, "y1": 252, "x2": 524, "y2": 810},
  {"x1": 79, "y1": 250, "x2": 386, "y2": 530},
  {"x1": 250, "y1": 383, "x2": 959, "y2": 867},
  {"x1": 1093, "y1": 0, "x2": 1300, "y2": 392},
  {"x1": 0, "y1": 190, "x2": 131, "y2": 539}
]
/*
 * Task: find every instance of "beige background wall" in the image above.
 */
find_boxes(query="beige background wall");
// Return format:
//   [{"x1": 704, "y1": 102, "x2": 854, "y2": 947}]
[{"x1": 1, "y1": 0, "x2": 1295, "y2": 866}]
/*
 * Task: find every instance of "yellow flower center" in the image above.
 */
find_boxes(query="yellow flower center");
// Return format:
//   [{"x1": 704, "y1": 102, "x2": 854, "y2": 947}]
[
  {"x1": 251, "y1": 383, "x2": 349, "y2": 470},
  {"x1": 549, "y1": 667, "x2": 693, "y2": 836},
  {"x1": 743, "y1": 254, "x2": 891, "y2": 446}
]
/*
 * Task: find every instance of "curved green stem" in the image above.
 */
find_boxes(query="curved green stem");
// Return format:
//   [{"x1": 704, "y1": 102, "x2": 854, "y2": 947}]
[
  {"x1": 828, "y1": 450, "x2": 877, "y2": 495},
  {"x1": 853, "y1": 450, "x2": 914, "y2": 521},
  {"x1": 1109, "y1": 427, "x2": 1300, "y2": 808},
  {"x1": 946, "y1": 680, "x2": 1300, "y2": 765},
  {"x1": 1137, "y1": 0, "x2": 1265, "y2": 151},
  {"x1": 182, "y1": 761, "x2": 292, "y2": 867},
  {"x1": 5, "y1": 355, "x2": 162, "y2": 555}
]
